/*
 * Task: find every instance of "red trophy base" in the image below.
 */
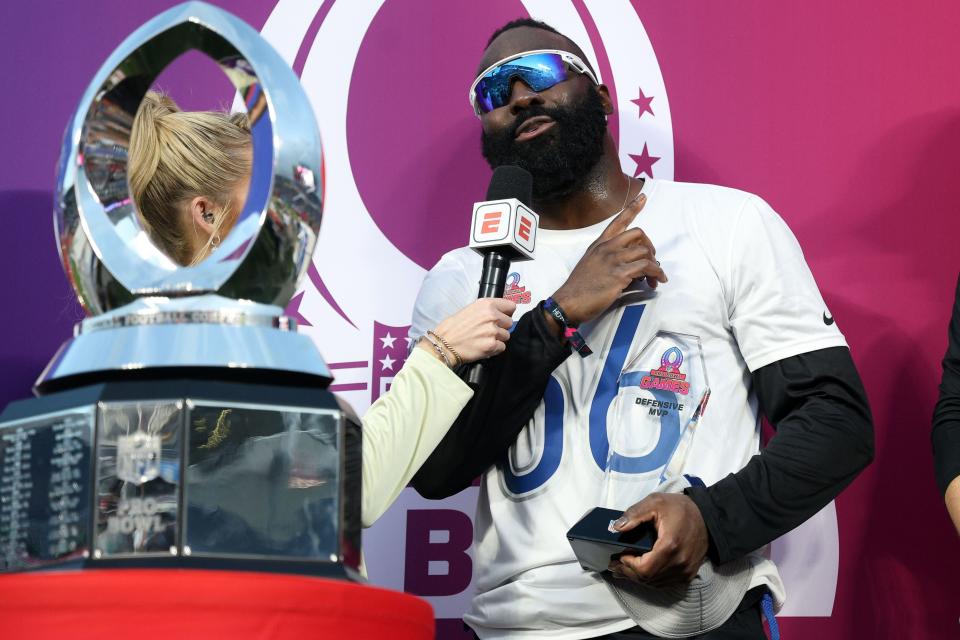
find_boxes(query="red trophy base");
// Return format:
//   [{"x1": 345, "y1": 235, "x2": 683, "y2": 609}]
[{"x1": 0, "y1": 569, "x2": 434, "y2": 639}]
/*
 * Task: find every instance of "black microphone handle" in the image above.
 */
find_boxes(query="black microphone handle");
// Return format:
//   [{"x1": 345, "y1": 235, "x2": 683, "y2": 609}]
[
  {"x1": 476, "y1": 251, "x2": 511, "y2": 298},
  {"x1": 465, "y1": 251, "x2": 512, "y2": 388}
]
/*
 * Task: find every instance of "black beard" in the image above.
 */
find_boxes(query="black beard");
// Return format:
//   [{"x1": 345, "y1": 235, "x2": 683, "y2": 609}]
[{"x1": 480, "y1": 87, "x2": 608, "y2": 201}]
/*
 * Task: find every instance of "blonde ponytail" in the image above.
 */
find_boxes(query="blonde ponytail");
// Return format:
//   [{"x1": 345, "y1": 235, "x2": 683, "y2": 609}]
[{"x1": 128, "y1": 91, "x2": 251, "y2": 266}]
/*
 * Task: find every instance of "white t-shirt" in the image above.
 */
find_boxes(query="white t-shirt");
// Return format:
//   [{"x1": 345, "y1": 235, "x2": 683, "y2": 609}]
[{"x1": 410, "y1": 179, "x2": 846, "y2": 639}]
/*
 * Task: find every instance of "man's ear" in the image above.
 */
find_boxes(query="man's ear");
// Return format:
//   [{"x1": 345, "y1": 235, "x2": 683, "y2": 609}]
[
  {"x1": 597, "y1": 84, "x2": 614, "y2": 115},
  {"x1": 189, "y1": 196, "x2": 216, "y2": 235}
]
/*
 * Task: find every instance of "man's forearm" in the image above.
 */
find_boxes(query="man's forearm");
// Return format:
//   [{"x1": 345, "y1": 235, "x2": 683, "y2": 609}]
[
  {"x1": 686, "y1": 347, "x2": 874, "y2": 563},
  {"x1": 411, "y1": 307, "x2": 570, "y2": 498},
  {"x1": 932, "y1": 272, "x2": 960, "y2": 497},
  {"x1": 933, "y1": 379, "x2": 960, "y2": 498}
]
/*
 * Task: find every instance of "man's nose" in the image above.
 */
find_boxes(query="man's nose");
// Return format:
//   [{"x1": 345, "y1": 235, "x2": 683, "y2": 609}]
[{"x1": 508, "y1": 78, "x2": 544, "y2": 114}]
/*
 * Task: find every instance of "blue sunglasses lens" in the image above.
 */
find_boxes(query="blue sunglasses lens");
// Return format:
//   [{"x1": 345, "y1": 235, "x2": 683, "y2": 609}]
[{"x1": 474, "y1": 53, "x2": 568, "y2": 113}]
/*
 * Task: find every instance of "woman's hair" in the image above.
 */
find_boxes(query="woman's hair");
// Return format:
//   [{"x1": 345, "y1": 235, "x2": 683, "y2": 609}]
[{"x1": 128, "y1": 92, "x2": 251, "y2": 266}]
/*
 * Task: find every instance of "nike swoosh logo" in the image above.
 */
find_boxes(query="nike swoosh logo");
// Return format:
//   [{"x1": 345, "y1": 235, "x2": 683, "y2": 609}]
[{"x1": 823, "y1": 312, "x2": 835, "y2": 326}]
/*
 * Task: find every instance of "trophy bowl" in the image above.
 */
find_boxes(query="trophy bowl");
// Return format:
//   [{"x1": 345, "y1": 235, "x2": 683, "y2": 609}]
[{"x1": 41, "y1": 0, "x2": 330, "y2": 391}]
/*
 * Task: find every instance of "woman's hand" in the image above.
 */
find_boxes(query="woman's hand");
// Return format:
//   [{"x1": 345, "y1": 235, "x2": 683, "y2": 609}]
[{"x1": 419, "y1": 298, "x2": 517, "y2": 365}]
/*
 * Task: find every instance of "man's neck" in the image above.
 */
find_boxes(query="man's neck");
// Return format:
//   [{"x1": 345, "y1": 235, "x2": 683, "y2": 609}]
[{"x1": 532, "y1": 140, "x2": 635, "y2": 230}]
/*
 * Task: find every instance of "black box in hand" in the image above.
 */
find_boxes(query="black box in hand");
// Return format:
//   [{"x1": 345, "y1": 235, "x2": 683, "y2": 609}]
[{"x1": 566, "y1": 507, "x2": 657, "y2": 572}]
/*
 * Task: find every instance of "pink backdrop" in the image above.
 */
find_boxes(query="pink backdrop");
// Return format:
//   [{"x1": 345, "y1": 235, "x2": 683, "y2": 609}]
[{"x1": 1, "y1": 1, "x2": 958, "y2": 638}]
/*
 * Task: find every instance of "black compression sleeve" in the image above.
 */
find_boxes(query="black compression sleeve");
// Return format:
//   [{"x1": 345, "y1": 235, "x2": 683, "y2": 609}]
[
  {"x1": 685, "y1": 346, "x2": 874, "y2": 564},
  {"x1": 411, "y1": 307, "x2": 570, "y2": 499},
  {"x1": 933, "y1": 272, "x2": 960, "y2": 496}
]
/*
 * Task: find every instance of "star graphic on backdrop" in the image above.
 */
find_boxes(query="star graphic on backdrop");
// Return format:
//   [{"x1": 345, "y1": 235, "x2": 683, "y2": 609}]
[
  {"x1": 629, "y1": 144, "x2": 661, "y2": 178},
  {"x1": 380, "y1": 332, "x2": 397, "y2": 349},
  {"x1": 284, "y1": 291, "x2": 312, "y2": 327},
  {"x1": 631, "y1": 88, "x2": 655, "y2": 118},
  {"x1": 380, "y1": 354, "x2": 396, "y2": 371},
  {"x1": 405, "y1": 336, "x2": 414, "y2": 348}
]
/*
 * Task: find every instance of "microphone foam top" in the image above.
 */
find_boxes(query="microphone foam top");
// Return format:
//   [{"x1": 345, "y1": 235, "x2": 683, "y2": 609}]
[{"x1": 486, "y1": 165, "x2": 533, "y2": 204}]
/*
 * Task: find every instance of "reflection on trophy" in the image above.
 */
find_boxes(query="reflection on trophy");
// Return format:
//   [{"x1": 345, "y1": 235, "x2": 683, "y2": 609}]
[{"x1": 0, "y1": 2, "x2": 361, "y2": 578}]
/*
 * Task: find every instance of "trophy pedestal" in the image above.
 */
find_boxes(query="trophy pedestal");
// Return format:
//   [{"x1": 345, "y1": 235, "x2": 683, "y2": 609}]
[{"x1": 0, "y1": 373, "x2": 361, "y2": 579}]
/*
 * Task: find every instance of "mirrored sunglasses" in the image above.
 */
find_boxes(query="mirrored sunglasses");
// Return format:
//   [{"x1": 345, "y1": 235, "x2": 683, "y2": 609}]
[{"x1": 469, "y1": 49, "x2": 598, "y2": 117}]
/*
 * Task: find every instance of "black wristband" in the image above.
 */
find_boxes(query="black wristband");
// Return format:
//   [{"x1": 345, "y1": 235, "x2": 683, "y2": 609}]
[{"x1": 542, "y1": 297, "x2": 593, "y2": 357}]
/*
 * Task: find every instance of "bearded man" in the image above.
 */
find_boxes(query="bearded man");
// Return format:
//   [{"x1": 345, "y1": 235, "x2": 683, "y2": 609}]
[{"x1": 408, "y1": 18, "x2": 874, "y2": 640}]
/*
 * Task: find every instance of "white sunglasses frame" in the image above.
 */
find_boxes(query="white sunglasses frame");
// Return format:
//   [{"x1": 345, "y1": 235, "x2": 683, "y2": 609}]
[{"x1": 468, "y1": 48, "x2": 599, "y2": 117}]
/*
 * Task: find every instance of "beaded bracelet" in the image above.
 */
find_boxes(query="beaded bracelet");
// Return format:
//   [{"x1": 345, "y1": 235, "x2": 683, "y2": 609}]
[
  {"x1": 427, "y1": 330, "x2": 463, "y2": 368},
  {"x1": 542, "y1": 297, "x2": 593, "y2": 357}
]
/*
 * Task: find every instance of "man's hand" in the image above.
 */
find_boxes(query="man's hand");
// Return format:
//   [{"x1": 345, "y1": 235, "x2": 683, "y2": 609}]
[
  {"x1": 607, "y1": 492, "x2": 709, "y2": 586},
  {"x1": 551, "y1": 194, "x2": 667, "y2": 327}
]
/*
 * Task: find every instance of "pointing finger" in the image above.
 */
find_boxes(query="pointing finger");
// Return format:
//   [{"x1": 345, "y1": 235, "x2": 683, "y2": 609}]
[{"x1": 595, "y1": 194, "x2": 647, "y2": 244}]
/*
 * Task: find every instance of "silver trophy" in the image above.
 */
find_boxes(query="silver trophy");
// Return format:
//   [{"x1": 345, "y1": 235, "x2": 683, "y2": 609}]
[{"x1": 0, "y1": 2, "x2": 361, "y2": 577}]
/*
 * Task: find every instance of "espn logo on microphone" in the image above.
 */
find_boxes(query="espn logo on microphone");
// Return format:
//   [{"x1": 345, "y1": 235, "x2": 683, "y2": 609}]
[{"x1": 469, "y1": 199, "x2": 538, "y2": 260}]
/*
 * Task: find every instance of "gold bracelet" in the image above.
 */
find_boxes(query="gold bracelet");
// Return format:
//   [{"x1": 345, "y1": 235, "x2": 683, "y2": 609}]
[
  {"x1": 423, "y1": 333, "x2": 453, "y2": 368},
  {"x1": 427, "y1": 330, "x2": 463, "y2": 368}
]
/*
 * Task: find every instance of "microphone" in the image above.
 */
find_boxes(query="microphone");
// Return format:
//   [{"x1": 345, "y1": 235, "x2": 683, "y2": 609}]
[{"x1": 465, "y1": 166, "x2": 539, "y2": 387}]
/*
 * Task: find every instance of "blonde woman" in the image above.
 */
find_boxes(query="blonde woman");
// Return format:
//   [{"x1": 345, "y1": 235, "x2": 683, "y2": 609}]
[
  {"x1": 127, "y1": 92, "x2": 516, "y2": 527},
  {"x1": 129, "y1": 92, "x2": 251, "y2": 266}
]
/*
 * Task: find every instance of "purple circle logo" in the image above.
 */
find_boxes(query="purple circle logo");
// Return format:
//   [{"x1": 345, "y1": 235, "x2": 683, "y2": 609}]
[{"x1": 660, "y1": 346, "x2": 683, "y2": 372}]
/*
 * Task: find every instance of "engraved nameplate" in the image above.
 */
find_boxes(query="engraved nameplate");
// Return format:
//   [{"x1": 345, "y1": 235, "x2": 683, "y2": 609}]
[{"x1": 0, "y1": 408, "x2": 94, "y2": 571}]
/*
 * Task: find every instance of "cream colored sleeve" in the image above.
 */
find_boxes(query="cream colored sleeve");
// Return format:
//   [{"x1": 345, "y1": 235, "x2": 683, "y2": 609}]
[{"x1": 361, "y1": 346, "x2": 474, "y2": 527}]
